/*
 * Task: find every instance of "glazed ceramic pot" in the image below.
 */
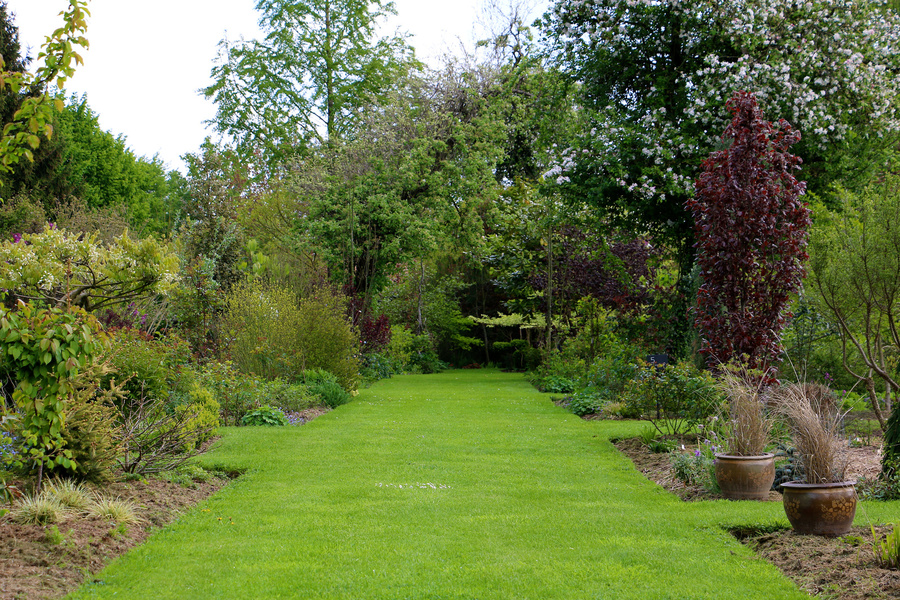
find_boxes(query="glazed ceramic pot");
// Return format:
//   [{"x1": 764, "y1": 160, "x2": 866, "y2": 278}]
[
  {"x1": 714, "y1": 453, "x2": 776, "y2": 500},
  {"x1": 781, "y1": 481, "x2": 857, "y2": 536}
]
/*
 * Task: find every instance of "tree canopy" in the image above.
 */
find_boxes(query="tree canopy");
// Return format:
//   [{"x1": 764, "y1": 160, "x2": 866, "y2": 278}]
[
  {"x1": 203, "y1": 0, "x2": 416, "y2": 168},
  {"x1": 540, "y1": 0, "x2": 900, "y2": 263},
  {"x1": 0, "y1": 0, "x2": 90, "y2": 176}
]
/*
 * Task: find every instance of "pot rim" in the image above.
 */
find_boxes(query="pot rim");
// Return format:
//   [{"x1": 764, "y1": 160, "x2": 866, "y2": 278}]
[
  {"x1": 781, "y1": 480, "x2": 857, "y2": 489},
  {"x1": 714, "y1": 452, "x2": 775, "y2": 460}
]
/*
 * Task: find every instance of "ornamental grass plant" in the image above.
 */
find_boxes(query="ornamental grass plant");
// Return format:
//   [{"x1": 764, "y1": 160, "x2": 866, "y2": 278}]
[
  {"x1": 772, "y1": 382, "x2": 848, "y2": 484},
  {"x1": 717, "y1": 368, "x2": 773, "y2": 456}
]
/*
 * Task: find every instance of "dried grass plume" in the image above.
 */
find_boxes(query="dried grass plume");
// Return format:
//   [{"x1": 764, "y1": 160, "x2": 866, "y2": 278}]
[
  {"x1": 718, "y1": 369, "x2": 773, "y2": 456},
  {"x1": 772, "y1": 383, "x2": 848, "y2": 484}
]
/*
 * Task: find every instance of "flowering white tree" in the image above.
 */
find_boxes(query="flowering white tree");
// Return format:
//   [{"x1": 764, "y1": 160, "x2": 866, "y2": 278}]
[{"x1": 540, "y1": 0, "x2": 900, "y2": 255}]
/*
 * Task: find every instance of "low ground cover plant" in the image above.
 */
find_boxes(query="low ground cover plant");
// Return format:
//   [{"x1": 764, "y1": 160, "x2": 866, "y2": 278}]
[{"x1": 241, "y1": 405, "x2": 291, "y2": 426}]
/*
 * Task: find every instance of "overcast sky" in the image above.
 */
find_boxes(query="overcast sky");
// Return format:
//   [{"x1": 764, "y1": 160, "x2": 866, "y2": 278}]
[{"x1": 6, "y1": 0, "x2": 548, "y2": 173}]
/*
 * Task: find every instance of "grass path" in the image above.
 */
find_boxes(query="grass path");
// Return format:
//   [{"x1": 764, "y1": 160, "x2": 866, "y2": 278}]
[{"x1": 71, "y1": 370, "x2": 815, "y2": 599}]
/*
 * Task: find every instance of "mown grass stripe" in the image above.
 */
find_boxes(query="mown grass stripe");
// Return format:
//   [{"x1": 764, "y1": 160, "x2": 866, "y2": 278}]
[{"x1": 70, "y1": 370, "x2": 812, "y2": 599}]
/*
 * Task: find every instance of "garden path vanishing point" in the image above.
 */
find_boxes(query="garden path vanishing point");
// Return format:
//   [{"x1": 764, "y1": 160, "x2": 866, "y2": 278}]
[{"x1": 70, "y1": 370, "x2": 809, "y2": 599}]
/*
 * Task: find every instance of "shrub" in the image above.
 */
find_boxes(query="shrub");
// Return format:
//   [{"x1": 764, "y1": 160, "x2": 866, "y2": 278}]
[
  {"x1": 578, "y1": 344, "x2": 645, "y2": 405},
  {"x1": 196, "y1": 361, "x2": 261, "y2": 426},
  {"x1": 297, "y1": 369, "x2": 351, "y2": 407},
  {"x1": 527, "y1": 349, "x2": 584, "y2": 393},
  {"x1": 293, "y1": 287, "x2": 361, "y2": 387},
  {"x1": 359, "y1": 352, "x2": 401, "y2": 382},
  {"x1": 538, "y1": 375, "x2": 576, "y2": 394},
  {"x1": 384, "y1": 325, "x2": 416, "y2": 368},
  {"x1": 256, "y1": 379, "x2": 317, "y2": 413},
  {"x1": 54, "y1": 392, "x2": 121, "y2": 484},
  {"x1": 0, "y1": 301, "x2": 106, "y2": 489},
  {"x1": 117, "y1": 395, "x2": 217, "y2": 475},
  {"x1": 105, "y1": 328, "x2": 195, "y2": 407},
  {"x1": 223, "y1": 281, "x2": 360, "y2": 388},
  {"x1": 623, "y1": 361, "x2": 723, "y2": 436},
  {"x1": 409, "y1": 350, "x2": 448, "y2": 375},
  {"x1": 857, "y1": 466, "x2": 900, "y2": 501},
  {"x1": 172, "y1": 385, "x2": 221, "y2": 450},
  {"x1": 309, "y1": 380, "x2": 352, "y2": 409},
  {"x1": 567, "y1": 391, "x2": 605, "y2": 417},
  {"x1": 241, "y1": 405, "x2": 290, "y2": 427},
  {"x1": 0, "y1": 194, "x2": 46, "y2": 239},
  {"x1": 884, "y1": 406, "x2": 900, "y2": 478}
]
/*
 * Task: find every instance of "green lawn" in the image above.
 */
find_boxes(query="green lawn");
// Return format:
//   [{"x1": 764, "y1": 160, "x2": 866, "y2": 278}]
[{"x1": 70, "y1": 370, "x2": 849, "y2": 599}]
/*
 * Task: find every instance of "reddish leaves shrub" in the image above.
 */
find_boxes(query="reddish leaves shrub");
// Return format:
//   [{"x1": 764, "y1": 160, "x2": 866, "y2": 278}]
[{"x1": 687, "y1": 91, "x2": 810, "y2": 376}]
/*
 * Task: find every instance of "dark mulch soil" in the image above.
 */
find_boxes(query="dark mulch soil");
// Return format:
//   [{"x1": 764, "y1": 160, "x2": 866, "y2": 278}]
[
  {"x1": 614, "y1": 435, "x2": 900, "y2": 599},
  {"x1": 736, "y1": 525, "x2": 900, "y2": 599}
]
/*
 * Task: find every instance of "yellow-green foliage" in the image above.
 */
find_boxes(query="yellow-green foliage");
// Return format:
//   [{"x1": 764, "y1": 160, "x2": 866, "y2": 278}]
[
  {"x1": 385, "y1": 325, "x2": 415, "y2": 367},
  {"x1": 175, "y1": 385, "x2": 221, "y2": 451},
  {"x1": 52, "y1": 358, "x2": 125, "y2": 484},
  {"x1": 223, "y1": 281, "x2": 359, "y2": 389},
  {"x1": 57, "y1": 394, "x2": 121, "y2": 483}
]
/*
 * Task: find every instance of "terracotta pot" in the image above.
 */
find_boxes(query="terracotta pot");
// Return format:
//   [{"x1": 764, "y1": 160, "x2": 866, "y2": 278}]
[
  {"x1": 714, "y1": 453, "x2": 776, "y2": 500},
  {"x1": 781, "y1": 481, "x2": 857, "y2": 537}
]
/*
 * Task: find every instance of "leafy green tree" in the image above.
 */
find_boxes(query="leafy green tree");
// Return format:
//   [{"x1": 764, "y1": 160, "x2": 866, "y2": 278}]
[
  {"x1": 294, "y1": 69, "x2": 505, "y2": 302},
  {"x1": 0, "y1": 0, "x2": 89, "y2": 176},
  {"x1": 0, "y1": 1, "x2": 26, "y2": 129},
  {"x1": 178, "y1": 141, "x2": 248, "y2": 291},
  {"x1": 203, "y1": 0, "x2": 415, "y2": 167},
  {"x1": 474, "y1": 2, "x2": 576, "y2": 184},
  {"x1": 0, "y1": 92, "x2": 180, "y2": 238},
  {"x1": 808, "y1": 175, "x2": 900, "y2": 431}
]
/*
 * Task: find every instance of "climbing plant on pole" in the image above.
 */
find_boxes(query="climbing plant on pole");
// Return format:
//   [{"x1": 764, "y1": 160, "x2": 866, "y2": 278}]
[{"x1": 688, "y1": 91, "x2": 810, "y2": 377}]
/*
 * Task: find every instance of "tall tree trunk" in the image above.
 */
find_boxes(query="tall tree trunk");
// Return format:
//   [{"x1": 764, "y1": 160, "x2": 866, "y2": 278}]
[
  {"x1": 416, "y1": 259, "x2": 426, "y2": 335},
  {"x1": 546, "y1": 223, "x2": 553, "y2": 351}
]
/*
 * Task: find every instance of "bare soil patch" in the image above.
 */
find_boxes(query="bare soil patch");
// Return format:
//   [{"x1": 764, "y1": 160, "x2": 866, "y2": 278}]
[
  {"x1": 0, "y1": 476, "x2": 227, "y2": 600},
  {"x1": 614, "y1": 435, "x2": 899, "y2": 599}
]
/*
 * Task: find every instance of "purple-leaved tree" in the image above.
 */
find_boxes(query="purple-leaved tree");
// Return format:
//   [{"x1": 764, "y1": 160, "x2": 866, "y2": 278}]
[{"x1": 688, "y1": 91, "x2": 810, "y2": 377}]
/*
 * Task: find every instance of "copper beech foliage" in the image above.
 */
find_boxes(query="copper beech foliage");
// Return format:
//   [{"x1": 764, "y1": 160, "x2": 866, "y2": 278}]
[{"x1": 688, "y1": 91, "x2": 810, "y2": 377}]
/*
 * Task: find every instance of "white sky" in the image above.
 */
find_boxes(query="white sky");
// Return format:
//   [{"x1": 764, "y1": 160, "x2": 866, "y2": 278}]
[{"x1": 6, "y1": 0, "x2": 548, "y2": 173}]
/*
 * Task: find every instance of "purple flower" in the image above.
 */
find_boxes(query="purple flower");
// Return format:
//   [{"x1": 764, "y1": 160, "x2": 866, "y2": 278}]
[
  {"x1": 11, "y1": 233, "x2": 21, "y2": 243},
  {"x1": 694, "y1": 449, "x2": 701, "y2": 458}
]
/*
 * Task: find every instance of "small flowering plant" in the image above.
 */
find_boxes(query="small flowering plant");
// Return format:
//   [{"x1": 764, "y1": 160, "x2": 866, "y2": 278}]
[{"x1": 670, "y1": 432, "x2": 722, "y2": 491}]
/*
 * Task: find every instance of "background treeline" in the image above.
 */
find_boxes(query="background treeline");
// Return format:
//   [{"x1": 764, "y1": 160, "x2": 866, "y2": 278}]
[{"x1": 1, "y1": 0, "x2": 900, "y2": 486}]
